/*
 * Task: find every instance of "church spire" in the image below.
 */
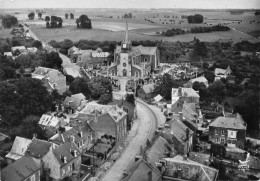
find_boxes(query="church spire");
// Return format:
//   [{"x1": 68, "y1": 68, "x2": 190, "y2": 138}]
[{"x1": 124, "y1": 21, "x2": 128, "y2": 42}]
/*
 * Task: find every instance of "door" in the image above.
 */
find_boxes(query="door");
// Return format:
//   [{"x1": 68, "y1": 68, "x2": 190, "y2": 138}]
[{"x1": 123, "y1": 69, "x2": 127, "y2": 76}]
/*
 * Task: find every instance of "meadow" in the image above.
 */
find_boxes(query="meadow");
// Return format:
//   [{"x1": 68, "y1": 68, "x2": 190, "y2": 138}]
[{"x1": 1, "y1": 8, "x2": 260, "y2": 43}]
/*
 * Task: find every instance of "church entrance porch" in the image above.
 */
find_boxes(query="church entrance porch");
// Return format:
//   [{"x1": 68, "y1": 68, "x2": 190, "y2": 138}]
[{"x1": 123, "y1": 69, "x2": 127, "y2": 76}]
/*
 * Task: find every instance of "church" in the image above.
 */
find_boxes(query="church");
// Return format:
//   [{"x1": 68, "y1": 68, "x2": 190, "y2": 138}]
[{"x1": 108, "y1": 22, "x2": 160, "y2": 78}]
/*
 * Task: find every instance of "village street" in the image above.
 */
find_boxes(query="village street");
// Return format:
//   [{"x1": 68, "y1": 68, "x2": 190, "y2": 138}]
[
  {"x1": 101, "y1": 101, "x2": 158, "y2": 181},
  {"x1": 21, "y1": 22, "x2": 81, "y2": 77}
]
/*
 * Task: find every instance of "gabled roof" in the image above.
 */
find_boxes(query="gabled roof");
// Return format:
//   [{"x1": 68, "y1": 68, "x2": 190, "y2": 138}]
[
  {"x1": 71, "y1": 93, "x2": 86, "y2": 100},
  {"x1": 121, "y1": 158, "x2": 161, "y2": 181},
  {"x1": 163, "y1": 155, "x2": 218, "y2": 181},
  {"x1": 38, "y1": 114, "x2": 67, "y2": 128},
  {"x1": 166, "y1": 119, "x2": 193, "y2": 145},
  {"x1": 183, "y1": 102, "x2": 198, "y2": 121},
  {"x1": 26, "y1": 138, "x2": 52, "y2": 159},
  {"x1": 133, "y1": 45, "x2": 158, "y2": 55},
  {"x1": 4, "y1": 52, "x2": 12, "y2": 56},
  {"x1": 5, "y1": 136, "x2": 32, "y2": 161},
  {"x1": 63, "y1": 95, "x2": 83, "y2": 110},
  {"x1": 2, "y1": 156, "x2": 40, "y2": 181},
  {"x1": 209, "y1": 116, "x2": 247, "y2": 130},
  {"x1": 190, "y1": 76, "x2": 208, "y2": 83},
  {"x1": 180, "y1": 87, "x2": 200, "y2": 98},
  {"x1": 11, "y1": 46, "x2": 26, "y2": 51},
  {"x1": 154, "y1": 94, "x2": 163, "y2": 103},
  {"x1": 52, "y1": 142, "x2": 80, "y2": 166},
  {"x1": 147, "y1": 136, "x2": 175, "y2": 168}
]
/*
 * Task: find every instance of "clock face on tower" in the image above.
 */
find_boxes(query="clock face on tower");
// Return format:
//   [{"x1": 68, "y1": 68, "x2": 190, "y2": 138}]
[{"x1": 122, "y1": 43, "x2": 127, "y2": 49}]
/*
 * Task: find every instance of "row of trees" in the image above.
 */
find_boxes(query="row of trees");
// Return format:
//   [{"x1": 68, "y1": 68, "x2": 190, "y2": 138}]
[
  {"x1": 1, "y1": 15, "x2": 18, "y2": 28},
  {"x1": 45, "y1": 16, "x2": 63, "y2": 28},
  {"x1": 161, "y1": 28, "x2": 185, "y2": 37},
  {"x1": 76, "y1": 15, "x2": 92, "y2": 29},
  {"x1": 187, "y1": 14, "x2": 204, "y2": 24},
  {"x1": 65, "y1": 13, "x2": 74, "y2": 19},
  {"x1": 122, "y1": 13, "x2": 133, "y2": 19},
  {"x1": 190, "y1": 25, "x2": 230, "y2": 33}
]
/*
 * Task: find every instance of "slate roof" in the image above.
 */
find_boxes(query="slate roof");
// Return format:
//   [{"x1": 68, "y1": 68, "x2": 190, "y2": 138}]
[
  {"x1": 147, "y1": 136, "x2": 175, "y2": 168},
  {"x1": 166, "y1": 119, "x2": 193, "y2": 145},
  {"x1": 154, "y1": 94, "x2": 163, "y2": 102},
  {"x1": 115, "y1": 45, "x2": 158, "y2": 56},
  {"x1": 11, "y1": 46, "x2": 26, "y2": 52},
  {"x1": 32, "y1": 67, "x2": 56, "y2": 77},
  {"x1": 63, "y1": 95, "x2": 84, "y2": 110},
  {"x1": 189, "y1": 76, "x2": 208, "y2": 84},
  {"x1": 182, "y1": 102, "x2": 198, "y2": 121},
  {"x1": 5, "y1": 136, "x2": 32, "y2": 161},
  {"x1": 209, "y1": 116, "x2": 247, "y2": 130},
  {"x1": 26, "y1": 138, "x2": 52, "y2": 159},
  {"x1": 2, "y1": 156, "x2": 40, "y2": 181},
  {"x1": 38, "y1": 114, "x2": 67, "y2": 128},
  {"x1": 180, "y1": 87, "x2": 200, "y2": 98},
  {"x1": 4, "y1": 52, "x2": 12, "y2": 56},
  {"x1": 121, "y1": 158, "x2": 161, "y2": 181},
  {"x1": 163, "y1": 155, "x2": 218, "y2": 181},
  {"x1": 71, "y1": 93, "x2": 86, "y2": 100},
  {"x1": 52, "y1": 142, "x2": 80, "y2": 166}
]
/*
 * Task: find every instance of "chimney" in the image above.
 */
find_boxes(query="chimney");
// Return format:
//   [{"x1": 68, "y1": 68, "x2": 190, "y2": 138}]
[
  {"x1": 186, "y1": 128, "x2": 190, "y2": 142},
  {"x1": 64, "y1": 156, "x2": 67, "y2": 163},
  {"x1": 178, "y1": 112, "x2": 183, "y2": 121},
  {"x1": 55, "y1": 105, "x2": 59, "y2": 112},
  {"x1": 71, "y1": 136, "x2": 75, "y2": 143},
  {"x1": 33, "y1": 133, "x2": 37, "y2": 139},
  {"x1": 74, "y1": 150, "x2": 77, "y2": 157},
  {"x1": 80, "y1": 131, "x2": 83, "y2": 137},
  {"x1": 148, "y1": 170, "x2": 152, "y2": 181}
]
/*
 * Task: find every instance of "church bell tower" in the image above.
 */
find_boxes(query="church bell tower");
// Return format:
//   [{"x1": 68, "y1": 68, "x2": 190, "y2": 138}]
[{"x1": 121, "y1": 21, "x2": 132, "y2": 52}]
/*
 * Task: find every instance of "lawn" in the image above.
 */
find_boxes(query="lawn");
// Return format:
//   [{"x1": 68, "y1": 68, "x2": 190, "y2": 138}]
[{"x1": 0, "y1": 27, "x2": 12, "y2": 39}]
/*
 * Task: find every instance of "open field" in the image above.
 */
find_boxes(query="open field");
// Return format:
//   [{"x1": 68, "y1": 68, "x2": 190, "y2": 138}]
[{"x1": 1, "y1": 8, "x2": 260, "y2": 42}]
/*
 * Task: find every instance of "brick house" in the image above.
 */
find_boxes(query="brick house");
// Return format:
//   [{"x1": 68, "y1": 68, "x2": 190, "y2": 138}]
[
  {"x1": 2, "y1": 156, "x2": 41, "y2": 181},
  {"x1": 209, "y1": 115, "x2": 247, "y2": 149}
]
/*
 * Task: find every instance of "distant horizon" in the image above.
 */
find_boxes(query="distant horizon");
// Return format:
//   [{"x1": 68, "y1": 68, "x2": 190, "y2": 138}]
[{"x1": 0, "y1": 0, "x2": 259, "y2": 9}]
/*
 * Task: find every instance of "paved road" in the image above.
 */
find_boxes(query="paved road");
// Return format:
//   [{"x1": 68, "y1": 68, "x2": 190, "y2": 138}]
[
  {"x1": 101, "y1": 100, "x2": 159, "y2": 181},
  {"x1": 22, "y1": 22, "x2": 81, "y2": 77}
]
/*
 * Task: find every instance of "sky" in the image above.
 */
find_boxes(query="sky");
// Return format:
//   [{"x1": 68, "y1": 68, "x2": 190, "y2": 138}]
[{"x1": 0, "y1": 0, "x2": 259, "y2": 9}]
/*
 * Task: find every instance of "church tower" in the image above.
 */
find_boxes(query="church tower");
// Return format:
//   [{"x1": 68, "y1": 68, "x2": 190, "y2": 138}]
[{"x1": 121, "y1": 21, "x2": 132, "y2": 52}]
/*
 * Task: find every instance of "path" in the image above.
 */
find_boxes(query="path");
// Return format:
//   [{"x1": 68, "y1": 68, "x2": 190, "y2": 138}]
[
  {"x1": 101, "y1": 100, "x2": 158, "y2": 181},
  {"x1": 21, "y1": 22, "x2": 81, "y2": 78}
]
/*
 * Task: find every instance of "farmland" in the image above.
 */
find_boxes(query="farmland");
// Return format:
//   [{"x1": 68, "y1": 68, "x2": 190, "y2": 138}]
[{"x1": 1, "y1": 8, "x2": 260, "y2": 43}]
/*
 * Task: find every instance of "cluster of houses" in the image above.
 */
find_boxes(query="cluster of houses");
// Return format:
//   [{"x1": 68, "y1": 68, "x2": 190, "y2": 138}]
[
  {"x1": 4, "y1": 46, "x2": 38, "y2": 58},
  {"x1": 0, "y1": 91, "x2": 137, "y2": 181}
]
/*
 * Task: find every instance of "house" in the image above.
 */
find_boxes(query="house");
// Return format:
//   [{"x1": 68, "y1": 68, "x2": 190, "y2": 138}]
[
  {"x1": 63, "y1": 67, "x2": 81, "y2": 78},
  {"x1": 77, "y1": 48, "x2": 110, "y2": 69},
  {"x1": 63, "y1": 93, "x2": 86, "y2": 114},
  {"x1": 27, "y1": 47, "x2": 38, "y2": 53},
  {"x1": 38, "y1": 114, "x2": 68, "y2": 137},
  {"x1": 3, "y1": 52, "x2": 12, "y2": 57},
  {"x1": 214, "y1": 66, "x2": 232, "y2": 81},
  {"x1": 186, "y1": 76, "x2": 209, "y2": 88},
  {"x1": 138, "y1": 83, "x2": 158, "y2": 100},
  {"x1": 42, "y1": 142, "x2": 81, "y2": 180},
  {"x1": 32, "y1": 67, "x2": 66, "y2": 94},
  {"x1": 88, "y1": 104, "x2": 128, "y2": 142},
  {"x1": 1, "y1": 156, "x2": 40, "y2": 181},
  {"x1": 181, "y1": 102, "x2": 200, "y2": 132},
  {"x1": 171, "y1": 87, "x2": 200, "y2": 112},
  {"x1": 162, "y1": 155, "x2": 218, "y2": 181},
  {"x1": 68, "y1": 46, "x2": 78, "y2": 57},
  {"x1": 121, "y1": 157, "x2": 161, "y2": 181},
  {"x1": 50, "y1": 124, "x2": 95, "y2": 152},
  {"x1": 26, "y1": 138, "x2": 52, "y2": 175},
  {"x1": 108, "y1": 99, "x2": 136, "y2": 130},
  {"x1": 79, "y1": 103, "x2": 127, "y2": 142},
  {"x1": 160, "y1": 119, "x2": 193, "y2": 155},
  {"x1": 153, "y1": 94, "x2": 165, "y2": 105},
  {"x1": 146, "y1": 136, "x2": 176, "y2": 168},
  {"x1": 11, "y1": 46, "x2": 27, "y2": 53},
  {"x1": 5, "y1": 136, "x2": 32, "y2": 164},
  {"x1": 209, "y1": 114, "x2": 247, "y2": 149}
]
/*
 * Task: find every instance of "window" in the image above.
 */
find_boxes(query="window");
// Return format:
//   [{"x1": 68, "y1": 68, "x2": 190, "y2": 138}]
[
  {"x1": 215, "y1": 130, "x2": 218, "y2": 135},
  {"x1": 221, "y1": 130, "x2": 225, "y2": 136},
  {"x1": 216, "y1": 138, "x2": 219, "y2": 143},
  {"x1": 221, "y1": 138, "x2": 225, "y2": 144},
  {"x1": 30, "y1": 174, "x2": 35, "y2": 181}
]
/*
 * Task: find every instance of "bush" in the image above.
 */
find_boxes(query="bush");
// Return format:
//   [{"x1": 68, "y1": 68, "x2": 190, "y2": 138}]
[
  {"x1": 98, "y1": 93, "x2": 112, "y2": 105},
  {"x1": 188, "y1": 14, "x2": 204, "y2": 24}
]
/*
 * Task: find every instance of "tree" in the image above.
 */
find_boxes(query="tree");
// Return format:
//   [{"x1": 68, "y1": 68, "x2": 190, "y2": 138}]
[
  {"x1": 48, "y1": 40, "x2": 61, "y2": 49},
  {"x1": 45, "y1": 16, "x2": 50, "y2": 22},
  {"x1": 88, "y1": 76, "x2": 112, "y2": 100},
  {"x1": 69, "y1": 77, "x2": 91, "y2": 98},
  {"x1": 41, "y1": 51, "x2": 62, "y2": 70},
  {"x1": 70, "y1": 13, "x2": 74, "y2": 19},
  {"x1": 188, "y1": 14, "x2": 204, "y2": 23},
  {"x1": 1, "y1": 15, "x2": 18, "y2": 28},
  {"x1": 77, "y1": 15, "x2": 92, "y2": 29},
  {"x1": 98, "y1": 93, "x2": 112, "y2": 105},
  {"x1": 204, "y1": 71, "x2": 215, "y2": 83},
  {"x1": 38, "y1": 12, "x2": 42, "y2": 19},
  {"x1": 65, "y1": 13, "x2": 69, "y2": 19},
  {"x1": 32, "y1": 40, "x2": 42, "y2": 49},
  {"x1": 0, "y1": 78, "x2": 52, "y2": 126},
  {"x1": 193, "y1": 39, "x2": 208, "y2": 58},
  {"x1": 125, "y1": 93, "x2": 135, "y2": 104},
  {"x1": 60, "y1": 39, "x2": 73, "y2": 55},
  {"x1": 207, "y1": 80, "x2": 226, "y2": 103},
  {"x1": 28, "y1": 12, "x2": 35, "y2": 20}
]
